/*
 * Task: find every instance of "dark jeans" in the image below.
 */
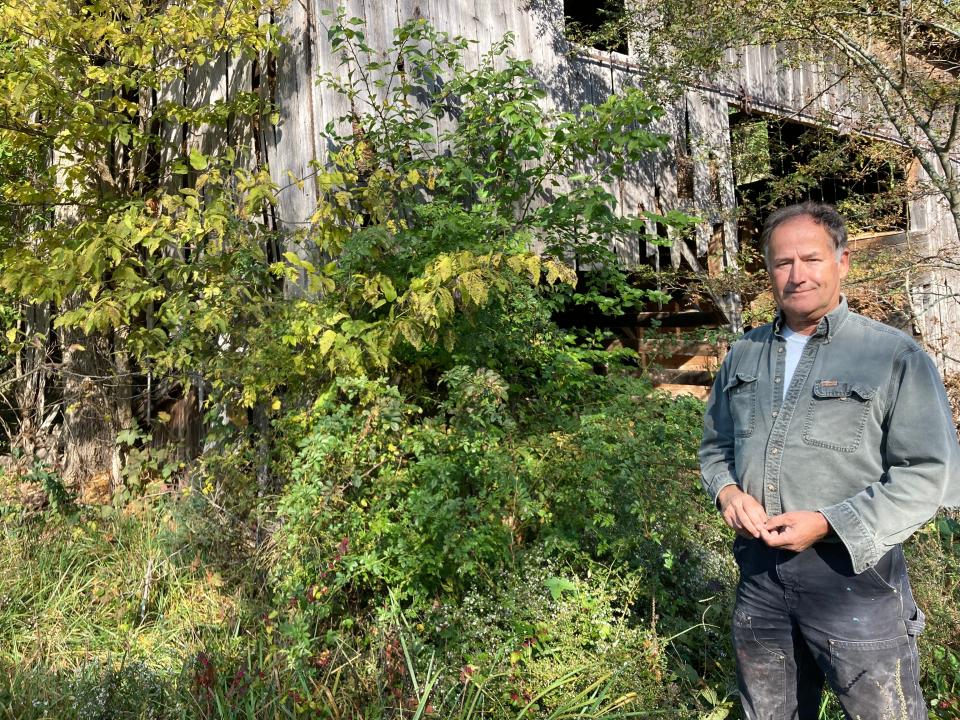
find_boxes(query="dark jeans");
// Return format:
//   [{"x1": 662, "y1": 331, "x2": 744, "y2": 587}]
[{"x1": 732, "y1": 537, "x2": 927, "y2": 719}]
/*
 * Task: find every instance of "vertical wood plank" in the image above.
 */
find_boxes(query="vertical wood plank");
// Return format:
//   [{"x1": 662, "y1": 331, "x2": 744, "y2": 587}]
[{"x1": 269, "y1": 0, "x2": 319, "y2": 246}]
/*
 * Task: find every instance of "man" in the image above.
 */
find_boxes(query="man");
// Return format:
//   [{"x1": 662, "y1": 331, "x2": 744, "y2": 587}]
[{"x1": 700, "y1": 201, "x2": 959, "y2": 718}]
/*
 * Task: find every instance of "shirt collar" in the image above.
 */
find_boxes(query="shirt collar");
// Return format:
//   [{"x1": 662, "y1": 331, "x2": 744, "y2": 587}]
[{"x1": 774, "y1": 296, "x2": 849, "y2": 341}]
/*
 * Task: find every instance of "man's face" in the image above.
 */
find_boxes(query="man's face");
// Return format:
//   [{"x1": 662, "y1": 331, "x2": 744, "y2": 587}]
[{"x1": 767, "y1": 215, "x2": 850, "y2": 334}]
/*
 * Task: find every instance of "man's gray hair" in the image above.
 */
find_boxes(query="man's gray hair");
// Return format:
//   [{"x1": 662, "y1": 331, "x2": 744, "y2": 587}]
[{"x1": 761, "y1": 202, "x2": 848, "y2": 268}]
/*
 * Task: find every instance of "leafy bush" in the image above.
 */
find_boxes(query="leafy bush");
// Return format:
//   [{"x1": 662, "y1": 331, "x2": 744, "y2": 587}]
[
  {"x1": 248, "y1": 15, "x2": 709, "y2": 698},
  {"x1": 265, "y1": 366, "x2": 738, "y2": 706}
]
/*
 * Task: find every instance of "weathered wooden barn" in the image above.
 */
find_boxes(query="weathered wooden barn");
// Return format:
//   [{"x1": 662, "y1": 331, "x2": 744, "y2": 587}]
[{"x1": 261, "y1": 0, "x2": 960, "y2": 389}]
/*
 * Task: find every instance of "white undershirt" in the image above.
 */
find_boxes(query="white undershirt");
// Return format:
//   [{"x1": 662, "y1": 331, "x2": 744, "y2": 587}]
[{"x1": 782, "y1": 326, "x2": 811, "y2": 398}]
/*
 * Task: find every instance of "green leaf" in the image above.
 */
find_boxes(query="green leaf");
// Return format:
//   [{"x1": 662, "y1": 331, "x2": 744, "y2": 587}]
[
  {"x1": 188, "y1": 148, "x2": 208, "y2": 170},
  {"x1": 936, "y1": 517, "x2": 960, "y2": 537},
  {"x1": 115, "y1": 124, "x2": 131, "y2": 145},
  {"x1": 543, "y1": 577, "x2": 576, "y2": 601}
]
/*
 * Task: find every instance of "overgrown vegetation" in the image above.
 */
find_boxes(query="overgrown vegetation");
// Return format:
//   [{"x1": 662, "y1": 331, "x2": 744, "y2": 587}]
[{"x1": 0, "y1": 5, "x2": 958, "y2": 720}]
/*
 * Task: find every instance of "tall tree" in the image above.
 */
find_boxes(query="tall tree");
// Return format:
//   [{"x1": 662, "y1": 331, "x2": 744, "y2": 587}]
[{"x1": 0, "y1": 0, "x2": 281, "y2": 497}]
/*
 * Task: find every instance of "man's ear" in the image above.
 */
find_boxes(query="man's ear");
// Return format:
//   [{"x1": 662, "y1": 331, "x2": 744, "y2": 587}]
[{"x1": 838, "y1": 248, "x2": 851, "y2": 280}]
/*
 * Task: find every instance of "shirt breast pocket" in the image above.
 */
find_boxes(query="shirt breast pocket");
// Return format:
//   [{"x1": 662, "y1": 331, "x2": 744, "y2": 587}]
[
  {"x1": 724, "y1": 372, "x2": 758, "y2": 438},
  {"x1": 802, "y1": 380, "x2": 877, "y2": 453}
]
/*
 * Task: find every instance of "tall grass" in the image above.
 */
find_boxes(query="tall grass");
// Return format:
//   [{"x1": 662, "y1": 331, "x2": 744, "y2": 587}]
[
  {"x1": 0, "y1": 505, "x2": 712, "y2": 720},
  {"x1": 0, "y1": 506, "x2": 261, "y2": 719},
  {"x1": 0, "y1": 502, "x2": 956, "y2": 719}
]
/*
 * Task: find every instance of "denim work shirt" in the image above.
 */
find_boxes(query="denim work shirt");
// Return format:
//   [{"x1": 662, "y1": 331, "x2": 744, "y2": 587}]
[{"x1": 700, "y1": 298, "x2": 960, "y2": 574}]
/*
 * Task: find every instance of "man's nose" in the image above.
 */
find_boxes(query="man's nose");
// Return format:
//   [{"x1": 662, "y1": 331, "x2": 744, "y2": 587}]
[{"x1": 788, "y1": 260, "x2": 807, "y2": 284}]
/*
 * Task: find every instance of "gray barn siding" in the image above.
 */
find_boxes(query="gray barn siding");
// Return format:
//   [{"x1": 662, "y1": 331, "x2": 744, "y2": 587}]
[
  {"x1": 271, "y1": 0, "x2": 320, "y2": 243},
  {"x1": 256, "y1": 0, "x2": 960, "y2": 368}
]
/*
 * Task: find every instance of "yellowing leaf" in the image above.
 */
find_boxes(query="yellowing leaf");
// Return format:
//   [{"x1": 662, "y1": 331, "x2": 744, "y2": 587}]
[
  {"x1": 398, "y1": 321, "x2": 423, "y2": 349},
  {"x1": 524, "y1": 255, "x2": 541, "y2": 284},
  {"x1": 434, "y1": 255, "x2": 454, "y2": 282},
  {"x1": 378, "y1": 275, "x2": 397, "y2": 302},
  {"x1": 241, "y1": 388, "x2": 257, "y2": 409},
  {"x1": 436, "y1": 288, "x2": 455, "y2": 316},
  {"x1": 318, "y1": 329, "x2": 339, "y2": 356},
  {"x1": 545, "y1": 259, "x2": 576, "y2": 287},
  {"x1": 458, "y1": 270, "x2": 488, "y2": 306}
]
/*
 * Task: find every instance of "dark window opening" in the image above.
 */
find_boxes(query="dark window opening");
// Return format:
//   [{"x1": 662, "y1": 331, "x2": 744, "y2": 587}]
[
  {"x1": 655, "y1": 220, "x2": 672, "y2": 273},
  {"x1": 677, "y1": 108, "x2": 694, "y2": 200},
  {"x1": 677, "y1": 153, "x2": 694, "y2": 200},
  {"x1": 563, "y1": 0, "x2": 628, "y2": 54},
  {"x1": 729, "y1": 110, "x2": 909, "y2": 250}
]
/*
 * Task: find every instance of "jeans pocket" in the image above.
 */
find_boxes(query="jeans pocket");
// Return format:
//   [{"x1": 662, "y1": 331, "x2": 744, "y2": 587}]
[
  {"x1": 828, "y1": 635, "x2": 921, "y2": 718},
  {"x1": 904, "y1": 606, "x2": 926, "y2": 637},
  {"x1": 733, "y1": 608, "x2": 784, "y2": 658},
  {"x1": 859, "y1": 546, "x2": 902, "y2": 595},
  {"x1": 863, "y1": 566, "x2": 899, "y2": 594}
]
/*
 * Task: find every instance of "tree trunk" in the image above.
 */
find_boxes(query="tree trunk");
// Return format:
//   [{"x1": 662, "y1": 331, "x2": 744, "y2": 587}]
[
  {"x1": 59, "y1": 311, "x2": 133, "y2": 504},
  {"x1": 12, "y1": 302, "x2": 51, "y2": 456}
]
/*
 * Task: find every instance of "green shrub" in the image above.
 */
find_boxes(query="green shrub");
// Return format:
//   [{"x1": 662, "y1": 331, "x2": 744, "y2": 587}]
[
  {"x1": 266, "y1": 366, "x2": 738, "y2": 701},
  {"x1": 908, "y1": 516, "x2": 960, "y2": 719}
]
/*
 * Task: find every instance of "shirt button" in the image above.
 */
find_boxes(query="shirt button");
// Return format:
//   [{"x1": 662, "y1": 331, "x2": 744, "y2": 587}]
[
  {"x1": 778, "y1": 347, "x2": 784, "y2": 354},
  {"x1": 771, "y1": 448, "x2": 779, "y2": 455},
  {"x1": 767, "y1": 484, "x2": 775, "y2": 491},
  {"x1": 772, "y1": 411, "x2": 779, "y2": 417},
  {"x1": 775, "y1": 377, "x2": 782, "y2": 383}
]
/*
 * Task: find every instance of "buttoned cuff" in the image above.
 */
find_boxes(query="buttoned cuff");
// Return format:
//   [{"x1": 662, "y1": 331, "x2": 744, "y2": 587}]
[
  {"x1": 818, "y1": 501, "x2": 881, "y2": 574},
  {"x1": 702, "y1": 470, "x2": 738, "y2": 509}
]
